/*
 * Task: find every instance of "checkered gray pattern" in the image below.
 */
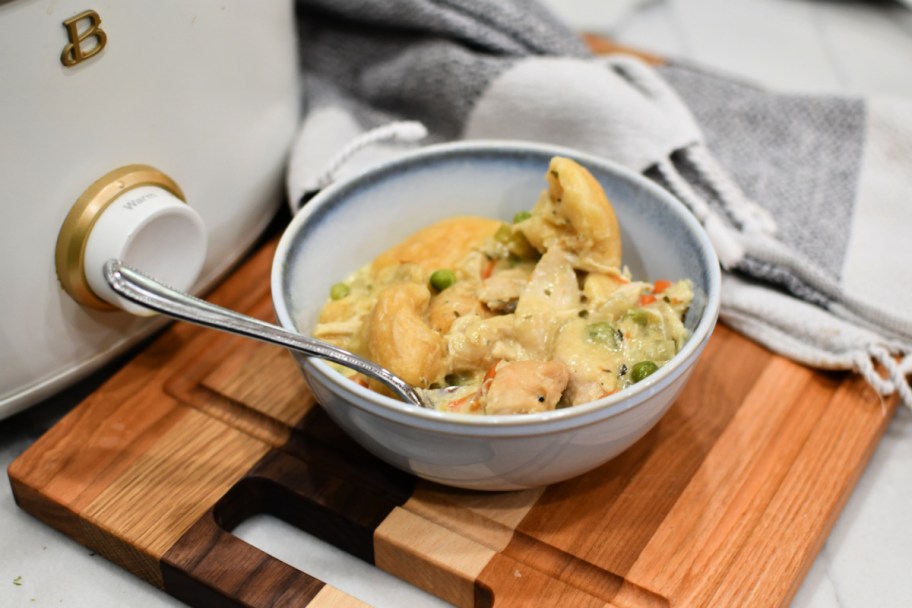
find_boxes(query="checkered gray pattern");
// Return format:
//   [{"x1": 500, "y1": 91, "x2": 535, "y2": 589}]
[{"x1": 289, "y1": 0, "x2": 912, "y2": 406}]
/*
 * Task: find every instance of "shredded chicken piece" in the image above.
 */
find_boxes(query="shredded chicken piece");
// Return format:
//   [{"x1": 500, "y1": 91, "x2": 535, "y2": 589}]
[
  {"x1": 513, "y1": 247, "x2": 580, "y2": 359},
  {"x1": 483, "y1": 360, "x2": 569, "y2": 415}
]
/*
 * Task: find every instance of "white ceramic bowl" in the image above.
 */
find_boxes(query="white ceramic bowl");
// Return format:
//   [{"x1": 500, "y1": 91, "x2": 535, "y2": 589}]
[{"x1": 273, "y1": 141, "x2": 720, "y2": 491}]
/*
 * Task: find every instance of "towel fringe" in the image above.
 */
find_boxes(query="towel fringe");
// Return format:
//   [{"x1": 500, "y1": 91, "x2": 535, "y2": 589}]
[
  {"x1": 854, "y1": 346, "x2": 912, "y2": 409},
  {"x1": 655, "y1": 157, "x2": 745, "y2": 269},
  {"x1": 683, "y1": 145, "x2": 777, "y2": 235},
  {"x1": 292, "y1": 120, "x2": 428, "y2": 213}
]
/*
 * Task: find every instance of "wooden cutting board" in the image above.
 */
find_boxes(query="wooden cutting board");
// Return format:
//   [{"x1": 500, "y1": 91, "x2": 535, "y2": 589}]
[{"x1": 8, "y1": 237, "x2": 897, "y2": 608}]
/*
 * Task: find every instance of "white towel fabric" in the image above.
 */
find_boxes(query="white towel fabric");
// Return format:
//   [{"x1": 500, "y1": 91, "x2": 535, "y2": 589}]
[{"x1": 287, "y1": 0, "x2": 912, "y2": 407}]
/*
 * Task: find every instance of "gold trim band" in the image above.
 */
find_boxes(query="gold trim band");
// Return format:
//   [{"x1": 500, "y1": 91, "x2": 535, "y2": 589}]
[{"x1": 55, "y1": 165, "x2": 186, "y2": 310}]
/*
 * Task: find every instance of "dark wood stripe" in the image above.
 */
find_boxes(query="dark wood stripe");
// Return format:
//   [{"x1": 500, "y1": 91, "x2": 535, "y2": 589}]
[
  {"x1": 162, "y1": 408, "x2": 417, "y2": 607},
  {"x1": 284, "y1": 406, "x2": 418, "y2": 504},
  {"x1": 161, "y1": 508, "x2": 325, "y2": 608}
]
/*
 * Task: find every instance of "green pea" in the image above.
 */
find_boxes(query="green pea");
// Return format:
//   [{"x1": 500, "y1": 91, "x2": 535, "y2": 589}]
[
  {"x1": 329, "y1": 282, "x2": 350, "y2": 300},
  {"x1": 513, "y1": 210, "x2": 532, "y2": 224},
  {"x1": 626, "y1": 308, "x2": 651, "y2": 326},
  {"x1": 587, "y1": 322, "x2": 620, "y2": 349},
  {"x1": 494, "y1": 223, "x2": 513, "y2": 244},
  {"x1": 493, "y1": 223, "x2": 537, "y2": 260},
  {"x1": 507, "y1": 231, "x2": 537, "y2": 259},
  {"x1": 631, "y1": 361, "x2": 659, "y2": 383},
  {"x1": 429, "y1": 269, "x2": 457, "y2": 292}
]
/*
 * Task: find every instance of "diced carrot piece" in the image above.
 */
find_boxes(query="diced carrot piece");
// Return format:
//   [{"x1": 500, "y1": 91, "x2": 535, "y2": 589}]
[
  {"x1": 639, "y1": 294, "x2": 657, "y2": 306},
  {"x1": 479, "y1": 361, "x2": 500, "y2": 400},
  {"x1": 653, "y1": 280, "x2": 672, "y2": 294},
  {"x1": 447, "y1": 392, "x2": 482, "y2": 412},
  {"x1": 447, "y1": 394, "x2": 472, "y2": 409},
  {"x1": 481, "y1": 258, "x2": 496, "y2": 280}
]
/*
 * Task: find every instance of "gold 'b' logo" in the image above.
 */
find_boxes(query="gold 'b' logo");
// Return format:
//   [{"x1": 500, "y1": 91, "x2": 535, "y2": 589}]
[{"x1": 60, "y1": 10, "x2": 107, "y2": 67}]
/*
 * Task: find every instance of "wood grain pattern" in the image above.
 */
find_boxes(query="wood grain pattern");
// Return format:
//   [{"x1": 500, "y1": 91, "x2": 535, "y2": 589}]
[
  {"x1": 84, "y1": 408, "x2": 269, "y2": 586},
  {"x1": 165, "y1": 295, "x2": 315, "y2": 450},
  {"x1": 376, "y1": 506, "x2": 496, "y2": 607},
  {"x1": 162, "y1": 506, "x2": 328, "y2": 608},
  {"x1": 626, "y1": 359, "x2": 839, "y2": 605},
  {"x1": 11, "y1": 242, "x2": 361, "y2": 607},
  {"x1": 9, "y1": 239, "x2": 897, "y2": 607}
]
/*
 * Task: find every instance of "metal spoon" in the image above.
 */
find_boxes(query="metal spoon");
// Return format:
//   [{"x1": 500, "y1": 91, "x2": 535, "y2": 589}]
[{"x1": 102, "y1": 259, "x2": 433, "y2": 408}]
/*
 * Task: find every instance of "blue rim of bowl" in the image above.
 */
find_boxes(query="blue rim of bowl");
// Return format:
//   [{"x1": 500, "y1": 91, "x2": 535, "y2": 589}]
[{"x1": 273, "y1": 140, "x2": 721, "y2": 434}]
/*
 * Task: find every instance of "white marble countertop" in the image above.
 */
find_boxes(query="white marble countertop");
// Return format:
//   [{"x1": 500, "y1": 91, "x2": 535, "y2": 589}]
[{"x1": 3, "y1": 1, "x2": 911, "y2": 606}]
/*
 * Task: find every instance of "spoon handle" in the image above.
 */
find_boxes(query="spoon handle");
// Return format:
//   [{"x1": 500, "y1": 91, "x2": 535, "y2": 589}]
[{"x1": 102, "y1": 259, "x2": 425, "y2": 407}]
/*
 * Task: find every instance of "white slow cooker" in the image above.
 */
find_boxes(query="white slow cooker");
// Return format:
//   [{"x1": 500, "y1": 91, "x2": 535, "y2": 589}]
[{"x1": 0, "y1": 1, "x2": 301, "y2": 419}]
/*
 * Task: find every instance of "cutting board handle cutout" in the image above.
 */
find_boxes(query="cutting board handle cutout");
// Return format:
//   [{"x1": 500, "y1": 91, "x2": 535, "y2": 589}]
[
  {"x1": 214, "y1": 472, "x2": 378, "y2": 562},
  {"x1": 161, "y1": 479, "x2": 331, "y2": 607},
  {"x1": 161, "y1": 446, "x2": 415, "y2": 607}
]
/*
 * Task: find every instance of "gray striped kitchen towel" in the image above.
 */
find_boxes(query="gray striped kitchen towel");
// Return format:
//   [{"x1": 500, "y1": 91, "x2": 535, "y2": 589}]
[{"x1": 287, "y1": 0, "x2": 912, "y2": 407}]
